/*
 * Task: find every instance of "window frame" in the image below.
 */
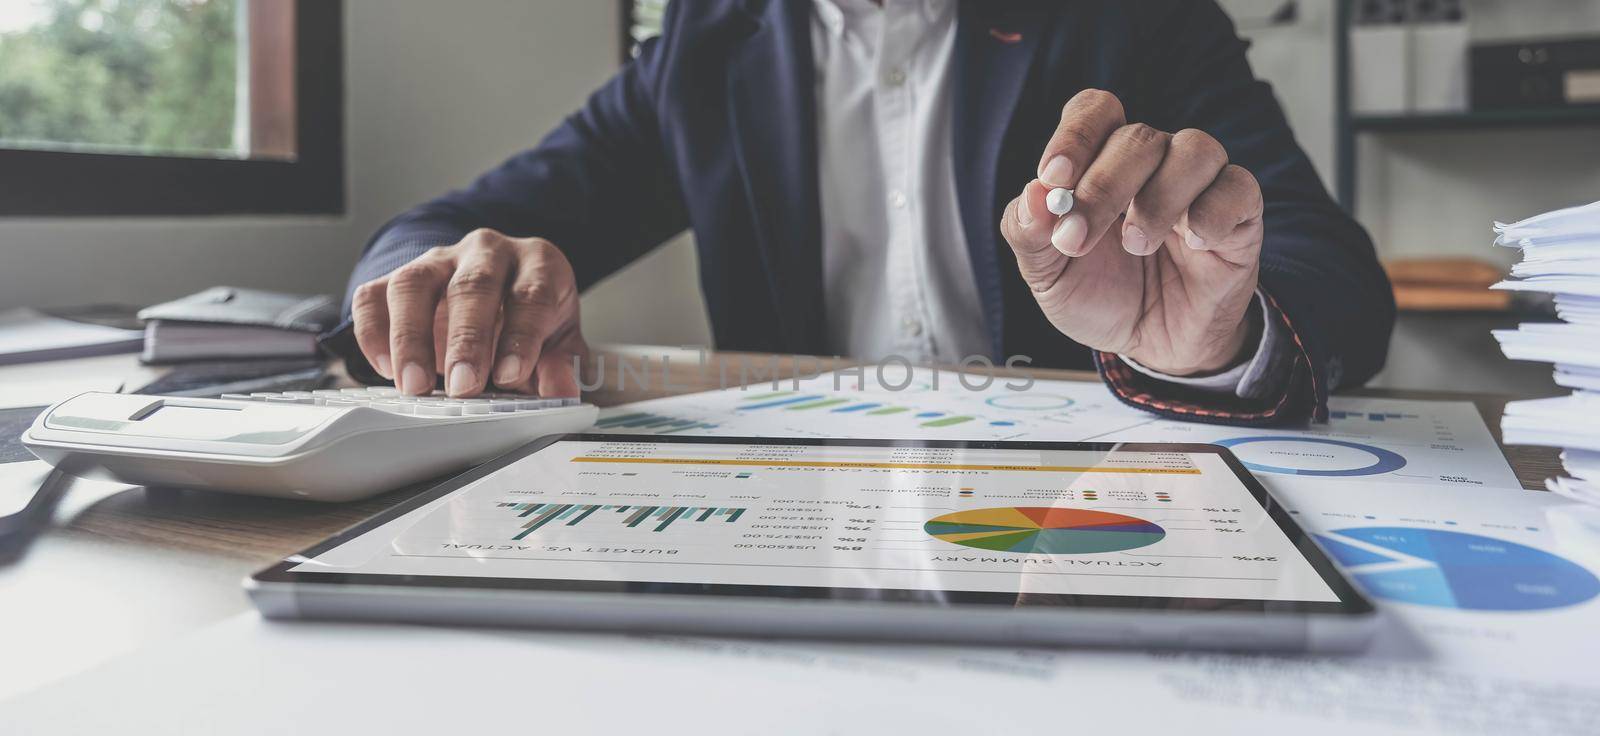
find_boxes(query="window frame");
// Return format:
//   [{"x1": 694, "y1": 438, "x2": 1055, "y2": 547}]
[{"x1": 0, "y1": 0, "x2": 345, "y2": 217}]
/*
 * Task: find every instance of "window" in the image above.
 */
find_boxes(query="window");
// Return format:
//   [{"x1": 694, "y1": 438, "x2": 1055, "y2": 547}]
[{"x1": 0, "y1": 0, "x2": 342, "y2": 216}]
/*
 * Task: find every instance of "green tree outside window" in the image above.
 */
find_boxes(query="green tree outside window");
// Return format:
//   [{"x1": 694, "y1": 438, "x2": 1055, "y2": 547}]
[{"x1": 0, "y1": 0, "x2": 240, "y2": 158}]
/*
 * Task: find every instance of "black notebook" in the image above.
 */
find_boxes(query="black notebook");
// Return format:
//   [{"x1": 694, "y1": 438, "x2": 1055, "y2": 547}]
[{"x1": 137, "y1": 287, "x2": 340, "y2": 363}]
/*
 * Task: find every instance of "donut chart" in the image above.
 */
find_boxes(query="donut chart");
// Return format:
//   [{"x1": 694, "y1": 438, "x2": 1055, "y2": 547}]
[
  {"x1": 1318, "y1": 527, "x2": 1600, "y2": 611},
  {"x1": 1216, "y1": 436, "x2": 1408, "y2": 477},
  {"x1": 925, "y1": 507, "x2": 1165, "y2": 555},
  {"x1": 983, "y1": 394, "x2": 1076, "y2": 411}
]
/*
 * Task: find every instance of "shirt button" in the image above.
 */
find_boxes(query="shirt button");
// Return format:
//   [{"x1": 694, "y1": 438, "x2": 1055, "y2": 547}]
[
  {"x1": 902, "y1": 318, "x2": 924, "y2": 337},
  {"x1": 884, "y1": 67, "x2": 907, "y2": 86},
  {"x1": 889, "y1": 190, "x2": 907, "y2": 209}
]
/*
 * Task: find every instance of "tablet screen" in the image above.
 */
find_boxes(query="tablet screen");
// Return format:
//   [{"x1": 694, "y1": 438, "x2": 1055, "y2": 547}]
[{"x1": 282, "y1": 437, "x2": 1350, "y2": 608}]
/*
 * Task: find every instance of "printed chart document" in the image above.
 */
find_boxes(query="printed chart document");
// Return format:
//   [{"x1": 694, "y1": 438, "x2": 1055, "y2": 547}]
[
  {"x1": 297, "y1": 439, "x2": 1339, "y2": 604},
  {"x1": 1096, "y1": 396, "x2": 1521, "y2": 489},
  {"x1": 593, "y1": 369, "x2": 1154, "y2": 441},
  {"x1": 594, "y1": 372, "x2": 1522, "y2": 490}
]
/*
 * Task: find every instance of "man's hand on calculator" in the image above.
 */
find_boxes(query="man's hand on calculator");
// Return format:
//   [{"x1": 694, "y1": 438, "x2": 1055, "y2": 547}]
[{"x1": 350, "y1": 229, "x2": 590, "y2": 399}]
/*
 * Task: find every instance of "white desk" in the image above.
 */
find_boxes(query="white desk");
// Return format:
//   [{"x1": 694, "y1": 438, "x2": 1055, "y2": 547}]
[{"x1": 0, "y1": 351, "x2": 1589, "y2": 735}]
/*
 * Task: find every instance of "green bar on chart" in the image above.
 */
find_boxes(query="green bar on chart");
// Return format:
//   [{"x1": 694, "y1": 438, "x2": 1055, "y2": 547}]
[
  {"x1": 625, "y1": 506, "x2": 657, "y2": 527},
  {"x1": 657, "y1": 422, "x2": 717, "y2": 434},
  {"x1": 743, "y1": 392, "x2": 792, "y2": 401},
  {"x1": 921, "y1": 415, "x2": 974, "y2": 427},
  {"x1": 867, "y1": 406, "x2": 908, "y2": 415},
  {"x1": 785, "y1": 398, "x2": 851, "y2": 411},
  {"x1": 653, "y1": 506, "x2": 689, "y2": 532},
  {"x1": 567, "y1": 505, "x2": 601, "y2": 526},
  {"x1": 595, "y1": 412, "x2": 649, "y2": 427}
]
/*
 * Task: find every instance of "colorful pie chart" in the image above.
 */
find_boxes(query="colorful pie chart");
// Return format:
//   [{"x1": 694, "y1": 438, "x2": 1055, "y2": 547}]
[{"x1": 925, "y1": 507, "x2": 1165, "y2": 555}]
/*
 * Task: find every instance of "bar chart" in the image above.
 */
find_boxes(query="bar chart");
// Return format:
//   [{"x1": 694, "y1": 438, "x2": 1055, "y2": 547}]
[
  {"x1": 589, "y1": 372, "x2": 1158, "y2": 443},
  {"x1": 725, "y1": 392, "x2": 999, "y2": 428},
  {"x1": 496, "y1": 502, "x2": 747, "y2": 540},
  {"x1": 593, "y1": 412, "x2": 723, "y2": 434}
]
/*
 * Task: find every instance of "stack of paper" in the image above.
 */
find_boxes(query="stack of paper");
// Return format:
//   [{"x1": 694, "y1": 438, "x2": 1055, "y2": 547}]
[{"x1": 1491, "y1": 200, "x2": 1600, "y2": 500}]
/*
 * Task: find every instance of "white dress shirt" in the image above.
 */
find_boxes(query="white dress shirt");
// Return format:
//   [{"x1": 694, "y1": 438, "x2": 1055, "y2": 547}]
[
  {"x1": 810, "y1": 0, "x2": 1282, "y2": 396},
  {"x1": 812, "y1": 0, "x2": 988, "y2": 365}
]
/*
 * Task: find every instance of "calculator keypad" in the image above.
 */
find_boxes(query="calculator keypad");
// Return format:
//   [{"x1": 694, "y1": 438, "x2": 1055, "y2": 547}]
[{"x1": 220, "y1": 386, "x2": 578, "y2": 416}]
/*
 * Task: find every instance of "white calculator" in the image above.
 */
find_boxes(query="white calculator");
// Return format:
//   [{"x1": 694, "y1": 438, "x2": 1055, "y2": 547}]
[{"x1": 22, "y1": 387, "x2": 598, "y2": 502}]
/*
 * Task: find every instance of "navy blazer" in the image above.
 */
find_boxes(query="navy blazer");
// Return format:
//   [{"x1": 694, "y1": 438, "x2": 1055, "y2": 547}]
[{"x1": 332, "y1": 0, "x2": 1394, "y2": 425}]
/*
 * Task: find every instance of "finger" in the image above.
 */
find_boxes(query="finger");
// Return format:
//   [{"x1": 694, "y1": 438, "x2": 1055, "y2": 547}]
[
  {"x1": 433, "y1": 298, "x2": 449, "y2": 373},
  {"x1": 999, "y1": 180, "x2": 1070, "y2": 291},
  {"x1": 1036, "y1": 89, "x2": 1126, "y2": 188},
  {"x1": 350, "y1": 277, "x2": 393, "y2": 379},
  {"x1": 1124, "y1": 128, "x2": 1229, "y2": 256},
  {"x1": 433, "y1": 288, "x2": 505, "y2": 375},
  {"x1": 1000, "y1": 179, "x2": 1054, "y2": 251},
  {"x1": 1183, "y1": 164, "x2": 1264, "y2": 263},
  {"x1": 492, "y1": 240, "x2": 576, "y2": 390},
  {"x1": 1052, "y1": 123, "x2": 1171, "y2": 257},
  {"x1": 386, "y1": 248, "x2": 454, "y2": 395},
  {"x1": 442, "y1": 237, "x2": 514, "y2": 396},
  {"x1": 533, "y1": 328, "x2": 586, "y2": 398}
]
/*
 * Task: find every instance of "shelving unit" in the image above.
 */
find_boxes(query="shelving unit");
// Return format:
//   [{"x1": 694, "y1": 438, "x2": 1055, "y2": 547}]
[{"x1": 1332, "y1": 0, "x2": 1600, "y2": 211}]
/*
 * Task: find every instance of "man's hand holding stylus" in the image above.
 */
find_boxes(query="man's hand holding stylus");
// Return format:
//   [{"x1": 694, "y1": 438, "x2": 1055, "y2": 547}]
[{"x1": 1000, "y1": 89, "x2": 1266, "y2": 377}]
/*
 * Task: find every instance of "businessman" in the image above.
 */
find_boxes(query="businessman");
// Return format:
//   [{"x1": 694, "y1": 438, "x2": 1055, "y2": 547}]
[{"x1": 331, "y1": 0, "x2": 1394, "y2": 425}]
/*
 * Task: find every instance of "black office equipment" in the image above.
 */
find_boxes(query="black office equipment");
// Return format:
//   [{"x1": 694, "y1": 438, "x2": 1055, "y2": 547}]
[
  {"x1": 1471, "y1": 36, "x2": 1600, "y2": 110},
  {"x1": 132, "y1": 358, "x2": 329, "y2": 397},
  {"x1": 0, "y1": 406, "x2": 47, "y2": 465}
]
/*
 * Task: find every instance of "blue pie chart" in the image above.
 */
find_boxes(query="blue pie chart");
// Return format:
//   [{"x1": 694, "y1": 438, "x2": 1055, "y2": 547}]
[
  {"x1": 1317, "y1": 527, "x2": 1600, "y2": 611},
  {"x1": 1215, "y1": 436, "x2": 1407, "y2": 477}
]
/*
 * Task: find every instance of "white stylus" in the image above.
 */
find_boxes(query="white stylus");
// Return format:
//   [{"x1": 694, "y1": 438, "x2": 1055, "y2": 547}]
[{"x1": 1046, "y1": 188, "x2": 1075, "y2": 216}]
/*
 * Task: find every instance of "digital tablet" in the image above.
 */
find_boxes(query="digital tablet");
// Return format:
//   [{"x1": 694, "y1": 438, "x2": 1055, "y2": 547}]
[{"x1": 249, "y1": 435, "x2": 1378, "y2": 652}]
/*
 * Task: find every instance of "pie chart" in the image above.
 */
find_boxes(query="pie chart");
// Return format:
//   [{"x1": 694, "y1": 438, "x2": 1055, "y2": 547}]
[
  {"x1": 984, "y1": 394, "x2": 1076, "y2": 411},
  {"x1": 924, "y1": 507, "x2": 1165, "y2": 555},
  {"x1": 1215, "y1": 436, "x2": 1407, "y2": 477},
  {"x1": 1317, "y1": 527, "x2": 1600, "y2": 611}
]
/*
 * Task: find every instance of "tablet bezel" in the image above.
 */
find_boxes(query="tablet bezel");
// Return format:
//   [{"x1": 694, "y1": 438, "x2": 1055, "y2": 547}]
[{"x1": 252, "y1": 434, "x2": 1376, "y2": 617}]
